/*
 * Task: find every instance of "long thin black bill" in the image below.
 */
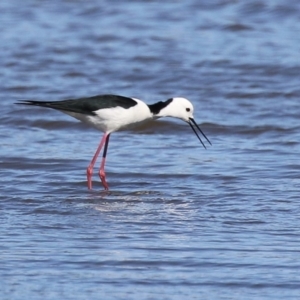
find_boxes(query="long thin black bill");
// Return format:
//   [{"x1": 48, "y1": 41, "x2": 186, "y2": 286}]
[{"x1": 189, "y1": 118, "x2": 212, "y2": 149}]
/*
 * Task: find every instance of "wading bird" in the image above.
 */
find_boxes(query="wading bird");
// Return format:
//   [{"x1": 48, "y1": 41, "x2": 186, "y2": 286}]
[{"x1": 17, "y1": 94, "x2": 211, "y2": 190}]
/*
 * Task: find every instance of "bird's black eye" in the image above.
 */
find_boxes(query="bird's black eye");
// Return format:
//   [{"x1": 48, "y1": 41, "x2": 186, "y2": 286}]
[{"x1": 186, "y1": 108, "x2": 191, "y2": 112}]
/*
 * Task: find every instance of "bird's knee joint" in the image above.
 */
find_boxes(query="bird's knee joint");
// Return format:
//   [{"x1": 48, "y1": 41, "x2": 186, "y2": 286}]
[{"x1": 87, "y1": 167, "x2": 93, "y2": 176}]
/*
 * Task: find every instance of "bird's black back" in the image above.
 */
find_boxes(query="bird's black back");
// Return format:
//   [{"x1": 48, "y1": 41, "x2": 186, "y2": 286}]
[{"x1": 17, "y1": 94, "x2": 138, "y2": 116}]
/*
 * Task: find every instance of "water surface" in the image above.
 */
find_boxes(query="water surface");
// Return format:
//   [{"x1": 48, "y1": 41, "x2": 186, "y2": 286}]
[{"x1": 1, "y1": 0, "x2": 300, "y2": 299}]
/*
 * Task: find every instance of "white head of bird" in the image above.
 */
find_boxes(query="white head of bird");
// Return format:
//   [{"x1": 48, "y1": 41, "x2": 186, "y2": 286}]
[
  {"x1": 155, "y1": 97, "x2": 194, "y2": 122},
  {"x1": 153, "y1": 97, "x2": 211, "y2": 149}
]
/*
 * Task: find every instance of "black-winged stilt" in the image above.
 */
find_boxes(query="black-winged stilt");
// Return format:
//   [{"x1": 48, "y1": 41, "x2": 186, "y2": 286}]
[{"x1": 17, "y1": 94, "x2": 211, "y2": 190}]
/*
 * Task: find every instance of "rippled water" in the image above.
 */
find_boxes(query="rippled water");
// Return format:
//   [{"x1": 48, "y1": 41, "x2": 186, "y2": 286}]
[{"x1": 1, "y1": 0, "x2": 300, "y2": 299}]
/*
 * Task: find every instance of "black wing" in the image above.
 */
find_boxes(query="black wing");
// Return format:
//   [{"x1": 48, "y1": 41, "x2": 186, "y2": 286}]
[{"x1": 16, "y1": 94, "x2": 138, "y2": 116}]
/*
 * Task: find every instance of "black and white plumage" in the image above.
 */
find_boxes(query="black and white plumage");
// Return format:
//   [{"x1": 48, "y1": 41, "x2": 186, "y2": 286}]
[{"x1": 17, "y1": 94, "x2": 211, "y2": 190}]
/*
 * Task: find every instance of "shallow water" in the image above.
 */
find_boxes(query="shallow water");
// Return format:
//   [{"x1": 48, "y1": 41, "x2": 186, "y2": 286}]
[{"x1": 1, "y1": 0, "x2": 300, "y2": 299}]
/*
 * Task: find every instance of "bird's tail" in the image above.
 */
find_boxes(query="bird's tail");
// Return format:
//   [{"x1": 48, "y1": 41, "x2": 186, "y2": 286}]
[{"x1": 15, "y1": 100, "x2": 54, "y2": 108}]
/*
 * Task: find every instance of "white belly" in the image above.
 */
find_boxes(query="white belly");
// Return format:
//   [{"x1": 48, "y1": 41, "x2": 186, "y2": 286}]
[{"x1": 62, "y1": 99, "x2": 153, "y2": 133}]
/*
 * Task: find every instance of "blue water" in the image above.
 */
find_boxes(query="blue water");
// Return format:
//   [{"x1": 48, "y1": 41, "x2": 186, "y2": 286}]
[{"x1": 1, "y1": 0, "x2": 300, "y2": 299}]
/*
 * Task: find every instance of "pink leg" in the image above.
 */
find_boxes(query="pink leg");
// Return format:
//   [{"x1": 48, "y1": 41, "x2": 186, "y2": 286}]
[
  {"x1": 86, "y1": 133, "x2": 108, "y2": 190},
  {"x1": 98, "y1": 134, "x2": 110, "y2": 190}
]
